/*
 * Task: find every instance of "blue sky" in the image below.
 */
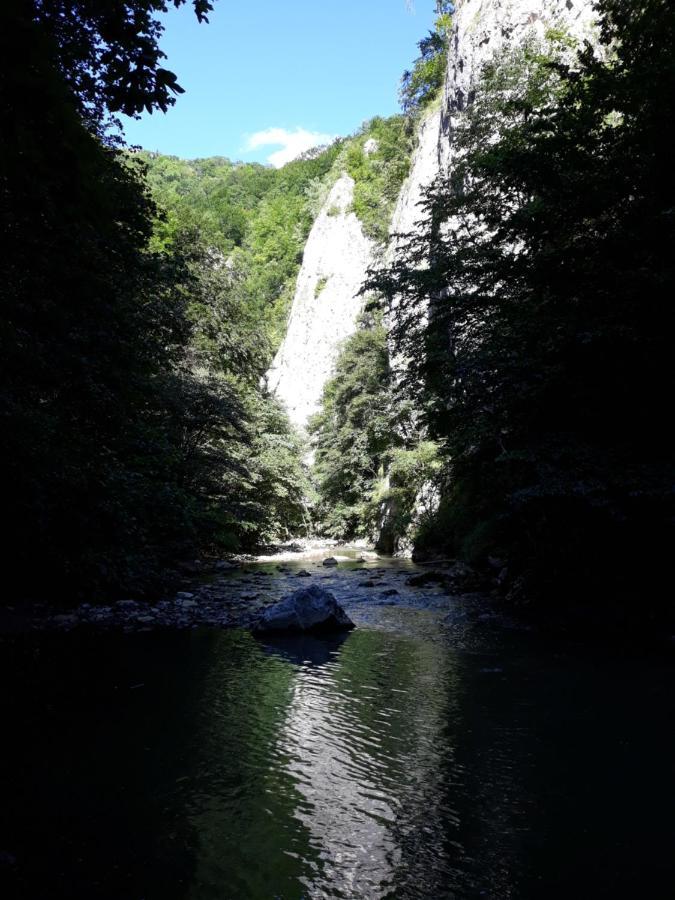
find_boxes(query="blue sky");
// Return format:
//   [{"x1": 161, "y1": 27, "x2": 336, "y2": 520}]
[{"x1": 121, "y1": 0, "x2": 437, "y2": 164}]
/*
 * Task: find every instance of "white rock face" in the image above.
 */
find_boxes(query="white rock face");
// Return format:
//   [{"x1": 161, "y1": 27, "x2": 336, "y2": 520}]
[
  {"x1": 266, "y1": 0, "x2": 597, "y2": 438},
  {"x1": 266, "y1": 173, "x2": 375, "y2": 431},
  {"x1": 389, "y1": 105, "x2": 443, "y2": 247},
  {"x1": 392, "y1": 0, "x2": 596, "y2": 241},
  {"x1": 441, "y1": 0, "x2": 596, "y2": 166}
]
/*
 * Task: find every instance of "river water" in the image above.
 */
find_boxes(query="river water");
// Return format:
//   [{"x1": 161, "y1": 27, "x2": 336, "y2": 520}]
[{"x1": 2, "y1": 555, "x2": 675, "y2": 899}]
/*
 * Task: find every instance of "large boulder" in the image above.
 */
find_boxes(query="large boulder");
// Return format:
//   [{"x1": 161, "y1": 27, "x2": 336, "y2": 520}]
[{"x1": 253, "y1": 585, "x2": 354, "y2": 634}]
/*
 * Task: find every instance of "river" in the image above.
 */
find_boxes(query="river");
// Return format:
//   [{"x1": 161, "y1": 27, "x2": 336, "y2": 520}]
[{"x1": 2, "y1": 554, "x2": 674, "y2": 898}]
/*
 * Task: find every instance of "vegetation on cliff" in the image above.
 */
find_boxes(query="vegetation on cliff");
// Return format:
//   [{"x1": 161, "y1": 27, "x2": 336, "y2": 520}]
[
  {"x1": 140, "y1": 143, "x2": 344, "y2": 350},
  {"x1": 369, "y1": 0, "x2": 675, "y2": 610},
  {"x1": 400, "y1": 1, "x2": 453, "y2": 115},
  {"x1": 309, "y1": 309, "x2": 440, "y2": 547},
  {"x1": 342, "y1": 117, "x2": 413, "y2": 243}
]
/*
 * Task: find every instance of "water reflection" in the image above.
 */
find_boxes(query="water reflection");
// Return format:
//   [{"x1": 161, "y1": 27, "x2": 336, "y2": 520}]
[
  {"x1": 195, "y1": 629, "x2": 467, "y2": 898},
  {"x1": 277, "y1": 632, "x2": 406, "y2": 898},
  {"x1": 182, "y1": 628, "x2": 467, "y2": 898},
  {"x1": 256, "y1": 631, "x2": 351, "y2": 667},
  {"x1": 3, "y1": 618, "x2": 675, "y2": 899}
]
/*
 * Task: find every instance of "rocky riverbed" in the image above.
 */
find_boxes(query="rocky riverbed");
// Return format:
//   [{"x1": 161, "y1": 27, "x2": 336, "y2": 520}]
[{"x1": 14, "y1": 541, "x2": 499, "y2": 636}]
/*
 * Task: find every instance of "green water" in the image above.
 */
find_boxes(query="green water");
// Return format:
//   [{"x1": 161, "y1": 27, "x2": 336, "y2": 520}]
[{"x1": 2, "y1": 595, "x2": 674, "y2": 899}]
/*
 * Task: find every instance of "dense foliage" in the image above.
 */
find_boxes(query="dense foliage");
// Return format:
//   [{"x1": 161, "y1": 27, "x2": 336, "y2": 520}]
[
  {"x1": 309, "y1": 311, "x2": 439, "y2": 549},
  {"x1": 309, "y1": 312, "x2": 392, "y2": 539},
  {"x1": 342, "y1": 117, "x2": 414, "y2": 243},
  {"x1": 140, "y1": 142, "x2": 345, "y2": 349},
  {"x1": 399, "y1": 2, "x2": 453, "y2": 115},
  {"x1": 370, "y1": 0, "x2": 675, "y2": 610},
  {"x1": 1, "y1": 0, "x2": 310, "y2": 602}
]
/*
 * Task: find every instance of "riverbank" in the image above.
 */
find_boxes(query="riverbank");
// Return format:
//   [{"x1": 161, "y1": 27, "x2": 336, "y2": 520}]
[
  {"x1": 3, "y1": 538, "x2": 672, "y2": 651},
  {"x1": 1, "y1": 544, "x2": 497, "y2": 638}
]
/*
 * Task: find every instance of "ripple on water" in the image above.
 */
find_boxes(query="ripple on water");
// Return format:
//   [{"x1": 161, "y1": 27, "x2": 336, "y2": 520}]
[{"x1": 3, "y1": 564, "x2": 675, "y2": 900}]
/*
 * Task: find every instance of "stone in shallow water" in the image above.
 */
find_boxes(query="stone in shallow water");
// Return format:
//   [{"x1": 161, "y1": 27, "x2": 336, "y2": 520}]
[
  {"x1": 252, "y1": 585, "x2": 354, "y2": 634},
  {"x1": 52, "y1": 614, "x2": 78, "y2": 629},
  {"x1": 322, "y1": 557, "x2": 339, "y2": 567},
  {"x1": 177, "y1": 598, "x2": 197, "y2": 608}
]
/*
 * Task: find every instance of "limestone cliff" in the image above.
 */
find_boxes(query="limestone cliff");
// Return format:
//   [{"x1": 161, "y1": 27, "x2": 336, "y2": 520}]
[
  {"x1": 389, "y1": 104, "x2": 443, "y2": 246},
  {"x1": 267, "y1": 0, "x2": 597, "y2": 441},
  {"x1": 265, "y1": 173, "x2": 375, "y2": 432},
  {"x1": 392, "y1": 0, "x2": 597, "y2": 240},
  {"x1": 440, "y1": 0, "x2": 596, "y2": 168}
]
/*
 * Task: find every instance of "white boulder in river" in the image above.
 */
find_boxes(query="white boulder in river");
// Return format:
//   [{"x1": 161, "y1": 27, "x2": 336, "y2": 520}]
[{"x1": 253, "y1": 585, "x2": 355, "y2": 634}]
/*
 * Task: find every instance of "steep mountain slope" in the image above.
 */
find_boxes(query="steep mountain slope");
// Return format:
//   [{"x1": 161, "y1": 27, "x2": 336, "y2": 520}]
[
  {"x1": 270, "y1": 1, "x2": 597, "y2": 442},
  {"x1": 265, "y1": 173, "x2": 375, "y2": 431},
  {"x1": 309, "y1": 0, "x2": 602, "y2": 551},
  {"x1": 439, "y1": 0, "x2": 596, "y2": 164}
]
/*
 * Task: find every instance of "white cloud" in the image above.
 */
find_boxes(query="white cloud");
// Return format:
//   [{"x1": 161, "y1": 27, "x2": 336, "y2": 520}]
[{"x1": 245, "y1": 127, "x2": 335, "y2": 168}]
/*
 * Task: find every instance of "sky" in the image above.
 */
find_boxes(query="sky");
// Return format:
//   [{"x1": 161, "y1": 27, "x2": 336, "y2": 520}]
[{"x1": 121, "y1": 0, "x2": 438, "y2": 165}]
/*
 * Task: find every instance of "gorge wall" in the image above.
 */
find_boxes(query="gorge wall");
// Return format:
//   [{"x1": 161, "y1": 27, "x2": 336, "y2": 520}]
[
  {"x1": 440, "y1": 0, "x2": 596, "y2": 163},
  {"x1": 267, "y1": 0, "x2": 597, "y2": 437},
  {"x1": 265, "y1": 173, "x2": 375, "y2": 432}
]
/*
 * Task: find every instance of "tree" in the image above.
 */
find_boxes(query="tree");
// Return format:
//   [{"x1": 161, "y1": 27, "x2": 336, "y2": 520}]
[
  {"x1": 399, "y1": 4, "x2": 452, "y2": 114},
  {"x1": 309, "y1": 312, "x2": 393, "y2": 539},
  {"x1": 370, "y1": 0, "x2": 675, "y2": 612},
  {"x1": 26, "y1": 0, "x2": 215, "y2": 129},
  {"x1": 0, "y1": 0, "x2": 250, "y2": 599}
]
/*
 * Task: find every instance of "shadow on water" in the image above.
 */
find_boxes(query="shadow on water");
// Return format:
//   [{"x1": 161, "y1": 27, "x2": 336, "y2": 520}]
[
  {"x1": 255, "y1": 630, "x2": 351, "y2": 667},
  {"x1": 2, "y1": 605, "x2": 675, "y2": 900}
]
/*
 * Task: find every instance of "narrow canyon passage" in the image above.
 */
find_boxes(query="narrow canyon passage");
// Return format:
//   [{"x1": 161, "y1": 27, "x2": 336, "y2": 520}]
[{"x1": 3, "y1": 1, "x2": 674, "y2": 898}]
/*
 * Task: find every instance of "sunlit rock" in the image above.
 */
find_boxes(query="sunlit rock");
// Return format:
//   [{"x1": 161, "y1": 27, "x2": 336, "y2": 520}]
[
  {"x1": 265, "y1": 173, "x2": 375, "y2": 433},
  {"x1": 252, "y1": 585, "x2": 355, "y2": 634}
]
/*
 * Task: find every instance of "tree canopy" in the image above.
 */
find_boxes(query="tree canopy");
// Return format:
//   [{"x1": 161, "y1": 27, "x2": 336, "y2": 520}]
[
  {"x1": 369, "y1": 0, "x2": 675, "y2": 609},
  {"x1": 28, "y1": 0, "x2": 215, "y2": 127},
  {"x1": 1, "y1": 0, "x2": 312, "y2": 601}
]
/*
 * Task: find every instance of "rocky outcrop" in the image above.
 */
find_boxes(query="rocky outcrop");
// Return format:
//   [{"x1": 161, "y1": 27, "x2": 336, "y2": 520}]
[
  {"x1": 440, "y1": 0, "x2": 596, "y2": 166},
  {"x1": 266, "y1": 0, "x2": 599, "y2": 553},
  {"x1": 265, "y1": 107, "x2": 449, "y2": 438},
  {"x1": 252, "y1": 585, "x2": 355, "y2": 634},
  {"x1": 376, "y1": 0, "x2": 598, "y2": 557},
  {"x1": 389, "y1": 104, "x2": 444, "y2": 248},
  {"x1": 265, "y1": 173, "x2": 375, "y2": 432}
]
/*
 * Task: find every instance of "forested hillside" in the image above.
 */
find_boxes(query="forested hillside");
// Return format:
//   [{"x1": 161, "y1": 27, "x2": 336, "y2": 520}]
[
  {"x1": 139, "y1": 146, "x2": 341, "y2": 351},
  {"x1": 0, "y1": 0, "x2": 425, "y2": 603},
  {"x1": 1, "y1": 0, "x2": 316, "y2": 601},
  {"x1": 138, "y1": 111, "x2": 416, "y2": 356}
]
